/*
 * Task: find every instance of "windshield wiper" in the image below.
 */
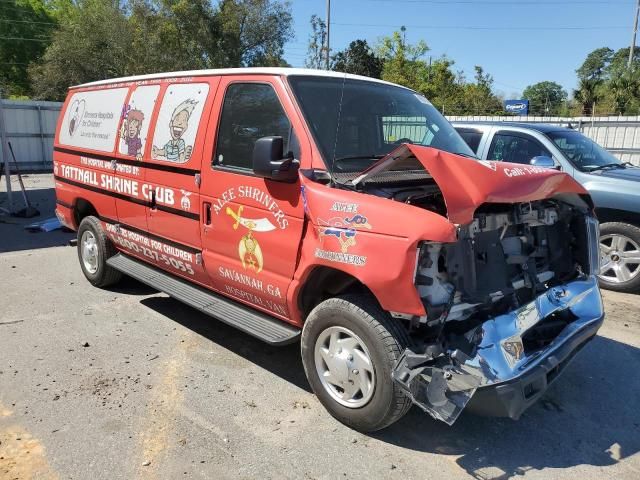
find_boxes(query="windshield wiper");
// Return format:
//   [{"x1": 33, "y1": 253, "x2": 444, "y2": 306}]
[
  {"x1": 334, "y1": 154, "x2": 386, "y2": 162},
  {"x1": 587, "y1": 163, "x2": 625, "y2": 172}
]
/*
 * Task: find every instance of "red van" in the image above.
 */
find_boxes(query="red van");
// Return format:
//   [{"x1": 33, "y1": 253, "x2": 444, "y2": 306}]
[{"x1": 54, "y1": 68, "x2": 604, "y2": 431}]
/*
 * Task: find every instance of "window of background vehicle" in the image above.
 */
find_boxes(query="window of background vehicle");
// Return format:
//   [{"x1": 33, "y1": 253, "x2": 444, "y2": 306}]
[
  {"x1": 455, "y1": 128, "x2": 483, "y2": 154},
  {"x1": 546, "y1": 130, "x2": 621, "y2": 171},
  {"x1": 214, "y1": 83, "x2": 293, "y2": 171},
  {"x1": 487, "y1": 133, "x2": 551, "y2": 164}
]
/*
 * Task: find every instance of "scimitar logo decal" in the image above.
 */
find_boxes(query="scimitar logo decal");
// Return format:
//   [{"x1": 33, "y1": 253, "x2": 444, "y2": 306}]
[{"x1": 226, "y1": 206, "x2": 276, "y2": 273}]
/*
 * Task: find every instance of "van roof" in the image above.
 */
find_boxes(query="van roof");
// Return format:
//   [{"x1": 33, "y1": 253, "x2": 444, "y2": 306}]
[{"x1": 72, "y1": 67, "x2": 410, "y2": 90}]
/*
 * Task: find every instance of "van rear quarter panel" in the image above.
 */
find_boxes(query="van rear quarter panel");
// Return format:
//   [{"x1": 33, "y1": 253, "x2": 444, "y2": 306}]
[{"x1": 54, "y1": 86, "x2": 130, "y2": 226}]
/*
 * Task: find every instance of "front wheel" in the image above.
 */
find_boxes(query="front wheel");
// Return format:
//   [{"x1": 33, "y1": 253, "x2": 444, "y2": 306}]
[
  {"x1": 598, "y1": 222, "x2": 640, "y2": 293},
  {"x1": 301, "y1": 295, "x2": 413, "y2": 432}
]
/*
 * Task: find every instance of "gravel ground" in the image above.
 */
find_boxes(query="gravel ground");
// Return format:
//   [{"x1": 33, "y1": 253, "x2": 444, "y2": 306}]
[{"x1": 1, "y1": 174, "x2": 640, "y2": 480}]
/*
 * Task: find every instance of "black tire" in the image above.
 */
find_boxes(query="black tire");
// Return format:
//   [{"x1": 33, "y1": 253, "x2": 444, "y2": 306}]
[
  {"x1": 598, "y1": 222, "x2": 640, "y2": 293},
  {"x1": 77, "y1": 216, "x2": 122, "y2": 288},
  {"x1": 301, "y1": 295, "x2": 412, "y2": 432}
]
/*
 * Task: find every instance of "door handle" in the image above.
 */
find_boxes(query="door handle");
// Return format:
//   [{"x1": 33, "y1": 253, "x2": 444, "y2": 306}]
[
  {"x1": 203, "y1": 202, "x2": 212, "y2": 225},
  {"x1": 150, "y1": 189, "x2": 157, "y2": 209}
]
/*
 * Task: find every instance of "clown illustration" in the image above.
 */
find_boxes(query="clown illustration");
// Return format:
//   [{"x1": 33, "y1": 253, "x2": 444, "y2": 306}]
[
  {"x1": 119, "y1": 108, "x2": 144, "y2": 160},
  {"x1": 318, "y1": 214, "x2": 372, "y2": 253},
  {"x1": 152, "y1": 99, "x2": 197, "y2": 163}
]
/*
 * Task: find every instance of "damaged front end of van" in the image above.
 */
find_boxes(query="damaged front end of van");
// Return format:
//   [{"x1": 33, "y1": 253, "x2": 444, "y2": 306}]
[{"x1": 309, "y1": 144, "x2": 604, "y2": 426}]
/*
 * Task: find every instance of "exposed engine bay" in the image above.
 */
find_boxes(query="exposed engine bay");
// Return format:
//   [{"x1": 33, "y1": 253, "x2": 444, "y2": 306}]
[
  {"x1": 417, "y1": 199, "x2": 591, "y2": 325},
  {"x1": 343, "y1": 169, "x2": 601, "y2": 425}
]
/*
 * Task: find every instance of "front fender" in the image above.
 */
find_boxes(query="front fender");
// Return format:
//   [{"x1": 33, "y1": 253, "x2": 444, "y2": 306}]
[{"x1": 290, "y1": 175, "x2": 456, "y2": 321}]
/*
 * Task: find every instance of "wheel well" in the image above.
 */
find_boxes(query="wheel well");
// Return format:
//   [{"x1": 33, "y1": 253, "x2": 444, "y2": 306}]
[
  {"x1": 73, "y1": 198, "x2": 98, "y2": 227},
  {"x1": 595, "y1": 207, "x2": 640, "y2": 227},
  {"x1": 298, "y1": 267, "x2": 374, "y2": 319}
]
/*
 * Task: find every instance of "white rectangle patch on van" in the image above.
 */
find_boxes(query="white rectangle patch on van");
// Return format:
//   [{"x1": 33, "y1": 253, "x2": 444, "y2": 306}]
[{"x1": 59, "y1": 88, "x2": 129, "y2": 152}]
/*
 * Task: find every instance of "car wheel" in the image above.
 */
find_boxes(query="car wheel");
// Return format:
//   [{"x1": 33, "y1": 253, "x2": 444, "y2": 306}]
[
  {"x1": 598, "y1": 222, "x2": 640, "y2": 293},
  {"x1": 300, "y1": 295, "x2": 413, "y2": 432},
  {"x1": 77, "y1": 216, "x2": 122, "y2": 288}
]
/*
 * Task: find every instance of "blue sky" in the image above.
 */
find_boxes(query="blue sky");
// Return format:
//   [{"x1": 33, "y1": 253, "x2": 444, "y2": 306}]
[{"x1": 283, "y1": 0, "x2": 635, "y2": 98}]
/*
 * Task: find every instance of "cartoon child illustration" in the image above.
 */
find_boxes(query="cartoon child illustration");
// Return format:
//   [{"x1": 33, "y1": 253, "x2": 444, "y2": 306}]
[
  {"x1": 119, "y1": 109, "x2": 144, "y2": 161},
  {"x1": 152, "y1": 99, "x2": 198, "y2": 163}
]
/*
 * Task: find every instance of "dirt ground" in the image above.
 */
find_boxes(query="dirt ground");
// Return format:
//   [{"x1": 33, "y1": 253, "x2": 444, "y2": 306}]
[{"x1": 1, "y1": 174, "x2": 639, "y2": 480}]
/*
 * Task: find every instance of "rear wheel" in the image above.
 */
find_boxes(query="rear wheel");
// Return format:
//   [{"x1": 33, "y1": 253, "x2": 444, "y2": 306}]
[
  {"x1": 301, "y1": 295, "x2": 412, "y2": 432},
  {"x1": 77, "y1": 216, "x2": 122, "y2": 288},
  {"x1": 598, "y1": 222, "x2": 640, "y2": 293}
]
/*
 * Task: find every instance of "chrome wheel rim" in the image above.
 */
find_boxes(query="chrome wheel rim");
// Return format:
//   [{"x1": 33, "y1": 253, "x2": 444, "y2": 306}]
[
  {"x1": 314, "y1": 326, "x2": 375, "y2": 408},
  {"x1": 81, "y1": 230, "x2": 99, "y2": 274},
  {"x1": 599, "y1": 234, "x2": 640, "y2": 284}
]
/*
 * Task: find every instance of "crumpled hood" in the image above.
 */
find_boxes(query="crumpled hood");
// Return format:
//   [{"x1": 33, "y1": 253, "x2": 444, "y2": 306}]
[{"x1": 353, "y1": 144, "x2": 589, "y2": 224}]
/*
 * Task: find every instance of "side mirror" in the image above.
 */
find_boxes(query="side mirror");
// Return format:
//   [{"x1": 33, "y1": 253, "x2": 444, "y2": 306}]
[
  {"x1": 530, "y1": 156, "x2": 557, "y2": 169},
  {"x1": 252, "y1": 136, "x2": 299, "y2": 182}
]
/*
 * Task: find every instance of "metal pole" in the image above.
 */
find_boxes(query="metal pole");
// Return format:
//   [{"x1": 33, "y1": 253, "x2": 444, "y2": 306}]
[
  {"x1": 37, "y1": 105, "x2": 47, "y2": 170},
  {"x1": 0, "y1": 93, "x2": 13, "y2": 214},
  {"x1": 325, "y1": 0, "x2": 331, "y2": 70},
  {"x1": 629, "y1": 0, "x2": 640, "y2": 69}
]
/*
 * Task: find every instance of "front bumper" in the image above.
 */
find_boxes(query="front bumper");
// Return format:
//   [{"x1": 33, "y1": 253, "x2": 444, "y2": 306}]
[{"x1": 392, "y1": 275, "x2": 604, "y2": 425}]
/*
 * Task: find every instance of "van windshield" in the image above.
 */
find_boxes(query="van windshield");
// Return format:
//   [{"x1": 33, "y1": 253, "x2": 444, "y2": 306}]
[
  {"x1": 288, "y1": 75, "x2": 475, "y2": 173},
  {"x1": 546, "y1": 130, "x2": 622, "y2": 172}
]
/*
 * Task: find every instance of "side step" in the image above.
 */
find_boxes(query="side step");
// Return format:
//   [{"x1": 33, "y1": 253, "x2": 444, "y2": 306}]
[{"x1": 106, "y1": 253, "x2": 300, "y2": 346}]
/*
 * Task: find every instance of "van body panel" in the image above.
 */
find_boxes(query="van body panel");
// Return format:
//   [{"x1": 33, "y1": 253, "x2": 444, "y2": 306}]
[
  {"x1": 199, "y1": 75, "x2": 308, "y2": 323},
  {"x1": 295, "y1": 174, "x2": 457, "y2": 318}
]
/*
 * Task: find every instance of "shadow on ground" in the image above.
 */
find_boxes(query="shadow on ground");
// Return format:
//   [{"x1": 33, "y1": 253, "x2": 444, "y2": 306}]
[
  {"x1": 140, "y1": 295, "x2": 311, "y2": 392},
  {"x1": 1, "y1": 187, "x2": 74, "y2": 253},
  {"x1": 137, "y1": 292, "x2": 640, "y2": 480}
]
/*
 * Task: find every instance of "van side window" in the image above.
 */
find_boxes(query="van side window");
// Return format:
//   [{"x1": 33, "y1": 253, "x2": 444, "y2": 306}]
[
  {"x1": 59, "y1": 87, "x2": 129, "y2": 152},
  {"x1": 214, "y1": 83, "x2": 291, "y2": 171},
  {"x1": 488, "y1": 133, "x2": 551, "y2": 164},
  {"x1": 151, "y1": 83, "x2": 209, "y2": 163},
  {"x1": 118, "y1": 85, "x2": 160, "y2": 160}
]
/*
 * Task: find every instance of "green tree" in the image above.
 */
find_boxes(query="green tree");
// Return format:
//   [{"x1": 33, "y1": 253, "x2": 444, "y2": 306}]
[
  {"x1": 28, "y1": 0, "x2": 294, "y2": 100},
  {"x1": 332, "y1": 40, "x2": 382, "y2": 78},
  {"x1": 522, "y1": 81, "x2": 567, "y2": 115},
  {"x1": 576, "y1": 47, "x2": 613, "y2": 82},
  {"x1": 215, "y1": 0, "x2": 293, "y2": 67},
  {"x1": 459, "y1": 66, "x2": 503, "y2": 115},
  {"x1": 573, "y1": 78, "x2": 601, "y2": 115},
  {"x1": 29, "y1": 0, "x2": 133, "y2": 100},
  {"x1": 377, "y1": 31, "x2": 429, "y2": 91},
  {"x1": 608, "y1": 46, "x2": 640, "y2": 76},
  {"x1": 128, "y1": 0, "x2": 217, "y2": 74},
  {"x1": 0, "y1": 0, "x2": 58, "y2": 97},
  {"x1": 421, "y1": 57, "x2": 462, "y2": 113},
  {"x1": 609, "y1": 70, "x2": 640, "y2": 114},
  {"x1": 305, "y1": 14, "x2": 328, "y2": 69}
]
